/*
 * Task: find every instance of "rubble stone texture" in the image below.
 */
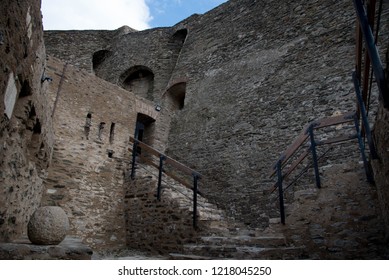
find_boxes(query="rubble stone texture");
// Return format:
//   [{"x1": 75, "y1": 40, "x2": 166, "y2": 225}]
[
  {"x1": 1, "y1": 0, "x2": 389, "y2": 259},
  {"x1": 0, "y1": 0, "x2": 54, "y2": 242},
  {"x1": 27, "y1": 206, "x2": 69, "y2": 245}
]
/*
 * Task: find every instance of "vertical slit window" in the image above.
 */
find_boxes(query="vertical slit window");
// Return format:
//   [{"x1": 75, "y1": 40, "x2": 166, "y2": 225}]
[
  {"x1": 84, "y1": 113, "x2": 92, "y2": 139},
  {"x1": 109, "y1": 122, "x2": 115, "y2": 144},
  {"x1": 98, "y1": 122, "x2": 105, "y2": 141}
]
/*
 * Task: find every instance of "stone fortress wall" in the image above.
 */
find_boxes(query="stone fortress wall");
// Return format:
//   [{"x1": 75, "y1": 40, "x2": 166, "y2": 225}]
[
  {"x1": 44, "y1": 0, "x2": 376, "y2": 224},
  {"x1": 0, "y1": 0, "x2": 54, "y2": 242},
  {"x1": 165, "y1": 0, "x2": 362, "y2": 225},
  {"x1": 1, "y1": 0, "x2": 389, "y2": 258},
  {"x1": 42, "y1": 56, "x2": 140, "y2": 250}
]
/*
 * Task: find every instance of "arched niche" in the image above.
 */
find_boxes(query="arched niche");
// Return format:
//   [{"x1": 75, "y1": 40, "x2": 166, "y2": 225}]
[
  {"x1": 92, "y1": 50, "x2": 112, "y2": 74},
  {"x1": 119, "y1": 66, "x2": 154, "y2": 100},
  {"x1": 165, "y1": 82, "x2": 186, "y2": 111},
  {"x1": 172, "y1": 29, "x2": 188, "y2": 45}
]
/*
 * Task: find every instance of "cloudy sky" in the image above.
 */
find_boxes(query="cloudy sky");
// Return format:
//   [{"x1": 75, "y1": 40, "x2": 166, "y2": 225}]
[{"x1": 41, "y1": 0, "x2": 228, "y2": 31}]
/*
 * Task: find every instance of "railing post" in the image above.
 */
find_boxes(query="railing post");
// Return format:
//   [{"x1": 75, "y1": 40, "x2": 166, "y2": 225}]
[
  {"x1": 130, "y1": 140, "x2": 138, "y2": 179},
  {"x1": 193, "y1": 173, "x2": 199, "y2": 229},
  {"x1": 353, "y1": 0, "x2": 389, "y2": 108},
  {"x1": 353, "y1": 71, "x2": 379, "y2": 159},
  {"x1": 276, "y1": 160, "x2": 285, "y2": 225},
  {"x1": 353, "y1": 114, "x2": 374, "y2": 183},
  {"x1": 308, "y1": 125, "x2": 321, "y2": 189},
  {"x1": 157, "y1": 155, "x2": 166, "y2": 201}
]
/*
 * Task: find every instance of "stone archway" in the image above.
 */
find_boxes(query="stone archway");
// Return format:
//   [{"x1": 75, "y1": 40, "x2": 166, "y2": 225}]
[{"x1": 119, "y1": 66, "x2": 154, "y2": 100}]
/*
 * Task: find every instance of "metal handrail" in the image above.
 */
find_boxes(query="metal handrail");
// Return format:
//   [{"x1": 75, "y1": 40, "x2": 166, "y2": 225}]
[
  {"x1": 269, "y1": 112, "x2": 356, "y2": 178},
  {"x1": 353, "y1": 0, "x2": 389, "y2": 108},
  {"x1": 128, "y1": 136, "x2": 202, "y2": 228},
  {"x1": 267, "y1": 0, "x2": 388, "y2": 225},
  {"x1": 269, "y1": 112, "x2": 369, "y2": 224}
]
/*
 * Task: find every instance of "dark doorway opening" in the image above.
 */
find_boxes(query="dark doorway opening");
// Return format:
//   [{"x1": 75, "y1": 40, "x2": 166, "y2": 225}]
[{"x1": 134, "y1": 113, "x2": 156, "y2": 155}]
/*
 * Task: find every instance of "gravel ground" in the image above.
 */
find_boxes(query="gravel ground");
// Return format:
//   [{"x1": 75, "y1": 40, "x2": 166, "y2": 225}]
[{"x1": 92, "y1": 249, "x2": 168, "y2": 260}]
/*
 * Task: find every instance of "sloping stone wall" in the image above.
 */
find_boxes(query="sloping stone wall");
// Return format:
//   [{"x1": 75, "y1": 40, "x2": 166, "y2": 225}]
[
  {"x1": 166, "y1": 0, "x2": 357, "y2": 226},
  {"x1": 0, "y1": 0, "x2": 53, "y2": 242}
]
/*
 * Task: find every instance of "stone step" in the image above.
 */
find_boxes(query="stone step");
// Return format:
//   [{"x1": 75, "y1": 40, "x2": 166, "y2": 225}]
[
  {"x1": 198, "y1": 211, "x2": 224, "y2": 221},
  {"x1": 180, "y1": 244, "x2": 306, "y2": 259},
  {"x1": 199, "y1": 234, "x2": 287, "y2": 247},
  {"x1": 169, "y1": 253, "x2": 213, "y2": 260},
  {"x1": 0, "y1": 236, "x2": 93, "y2": 260},
  {"x1": 134, "y1": 162, "x2": 233, "y2": 232},
  {"x1": 294, "y1": 188, "x2": 319, "y2": 201}
]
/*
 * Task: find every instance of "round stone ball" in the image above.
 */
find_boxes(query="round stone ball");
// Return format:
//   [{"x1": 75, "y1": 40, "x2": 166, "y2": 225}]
[{"x1": 28, "y1": 206, "x2": 69, "y2": 245}]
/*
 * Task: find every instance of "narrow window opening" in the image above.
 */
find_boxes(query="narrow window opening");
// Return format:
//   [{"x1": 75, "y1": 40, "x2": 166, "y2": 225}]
[
  {"x1": 109, "y1": 122, "x2": 115, "y2": 144},
  {"x1": 32, "y1": 119, "x2": 41, "y2": 134},
  {"x1": 28, "y1": 118, "x2": 42, "y2": 160},
  {"x1": 29, "y1": 104, "x2": 36, "y2": 119},
  {"x1": 19, "y1": 80, "x2": 32, "y2": 98},
  {"x1": 84, "y1": 113, "x2": 92, "y2": 139},
  {"x1": 98, "y1": 122, "x2": 106, "y2": 141}
]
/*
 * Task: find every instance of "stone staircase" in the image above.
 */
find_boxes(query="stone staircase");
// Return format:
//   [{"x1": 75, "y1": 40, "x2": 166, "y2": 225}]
[
  {"x1": 135, "y1": 162, "x2": 229, "y2": 229},
  {"x1": 170, "y1": 232, "x2": 305, "y2": 260},
  {"x1": 130, "y1": 162, "x2": 307, "y2": 259},
  {"x1": 126, "y1": 138, "x2": 388, "y2": 260}
]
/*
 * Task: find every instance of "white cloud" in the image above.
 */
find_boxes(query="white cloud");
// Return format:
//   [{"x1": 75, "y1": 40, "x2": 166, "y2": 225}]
[
  {"x1": 41, "y1": 0, "x2": 152, "y2": 30},
  {"x1": 145, "y1": 0, "x2": 168, "y2": 15}
]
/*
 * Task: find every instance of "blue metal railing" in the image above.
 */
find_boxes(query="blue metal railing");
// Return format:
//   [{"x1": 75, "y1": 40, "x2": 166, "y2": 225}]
[
  {"x1": 270, "y1": 112, "x2": 372, "y2": 224},
  {"x1": 353, "y1": 0, "x2": 389, "y2": 108},
  {"x1": 129, "y1": 136, "x2": 202, "y2": 228}
]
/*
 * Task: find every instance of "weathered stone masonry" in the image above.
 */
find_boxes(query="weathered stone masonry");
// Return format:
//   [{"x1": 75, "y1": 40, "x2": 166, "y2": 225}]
[
  {"x1": 45, "y1": 0, "x2": 364, "y2": 227},
  {"x1": 42, "y1": 0, "x2": 389, "y2": 257},
  {"x1": 372, "y1": 45, "x2": 389, "y2": 240},
  {"x1": 41, "y1": 56, "x2": 163, "y2": 250},
  {"x1": 1, "y1": 0, "x2": 389, "y2": 259},
  {"x1": 0, "y1": 0, "x2": 54, "y2": 242}
]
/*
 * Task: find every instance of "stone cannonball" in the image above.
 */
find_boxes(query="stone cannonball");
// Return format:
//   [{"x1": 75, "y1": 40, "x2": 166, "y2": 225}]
[{"x1": 28, "y1": 206, "x2": 70, "y2": 245}]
